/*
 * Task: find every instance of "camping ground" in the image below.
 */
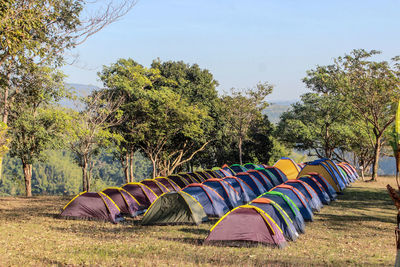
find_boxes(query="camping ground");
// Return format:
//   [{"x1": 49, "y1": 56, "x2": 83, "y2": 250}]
[{"x1": 0, "y1": 177, "x2": 397, "y2": 266}]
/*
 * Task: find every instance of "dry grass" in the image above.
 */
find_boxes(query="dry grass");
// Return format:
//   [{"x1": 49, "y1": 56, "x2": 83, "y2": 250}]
[{"x1": 0, "y1": 177, "x2": 398, "y2": 266}]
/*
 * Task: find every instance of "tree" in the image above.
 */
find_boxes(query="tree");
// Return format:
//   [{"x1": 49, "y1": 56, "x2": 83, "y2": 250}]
[
  {"x1": 100, "y1": 59, "x2": 220, "y2": 177},
  {"x1": 222, "y1": 82, "x2": 272, "y2": 165},
  {"x1": 140, "y1": 88, "x2": 209, "y2": 177},
  {"x1": 98, "y1": 58, "x2": 161, "y2": 183},
  {"x1": 69, "y1": 90, "x2": 123, "y2": 192},
  {"x1": 0, "y1": 0, "x2": 135, "y2": 123},
  {"x1": 0, "y1": 0, "x2": 135, "y2": 189},
  {"x1": 278, "y1": 93, "x2": 355, "y2": 160},
  {"x1": 243, "y1": 114, "x2": 278, "y2": 164},
  {"x1": 7, "y1": 64, "x2": 70, "y2": 196},
  {"x1": 304, "y1": 49, "x2": 400, "y2": 181},
  {"x1": 150, "y1": 60, "x2": 220, "y2": 175}
]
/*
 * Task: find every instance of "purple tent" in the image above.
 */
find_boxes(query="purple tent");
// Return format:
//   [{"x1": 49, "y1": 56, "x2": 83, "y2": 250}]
[
  {"x1": 60, "y1": 192, "x2": 122, "y2": 223},
  {"x1": 204, "y1": 205, "x2": 287, "y2": 248},
  {"x1": 101, "y1": 188, "x2": 141, "y2": 217},
  {"x1": 121, "y1": 183, "x2": 157, "y2": 209}
]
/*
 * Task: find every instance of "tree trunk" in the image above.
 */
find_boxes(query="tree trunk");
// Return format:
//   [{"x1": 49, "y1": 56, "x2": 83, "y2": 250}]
[
  {"x1": 0, "y1": 156, "x2": 3, "y2": 182},
  {"x1": 325, "y1": 148, "x2": 332, "y2": 159},
  {"x1": 360, "y1": 166, "x2": 365, "y2": 181},
  {"x1": 371, "y1": 135, "x2": 382, "y2": 181},
  {"x1": 123, "y1": 153, "x2": 129, "y2": 183},
  {"x1": 22, "y1": 162, "x2": 33, "y2": 197},
  {"x1": 129, "y1": 149, "x2": 134, "y2": 182},
  {"x1": 151, "y1": 158, "x2": 156, "y2": 178},
  {"x1": 2, "y1": 74, "x2": 9, "y2": 124},
  {"x1": 82, "y1": 157, "x2": 89, "y2": 191},
  {"x1": 0, "y1": 74, "x2": 9, "y2": 183},
  {"x1": 238, "y1": 135, "x2": 243, "y2": 165}
]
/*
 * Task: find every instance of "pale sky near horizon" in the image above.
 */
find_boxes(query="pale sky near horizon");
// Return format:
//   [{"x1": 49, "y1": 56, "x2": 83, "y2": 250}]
[{"x1": 62, "y1": 0, "x2": 400, "y2": 102}]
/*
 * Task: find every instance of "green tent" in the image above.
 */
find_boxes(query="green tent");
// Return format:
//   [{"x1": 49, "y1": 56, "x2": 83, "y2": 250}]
[{"x1": 141, "y1": 192, "x2": 208, "y2": 225}]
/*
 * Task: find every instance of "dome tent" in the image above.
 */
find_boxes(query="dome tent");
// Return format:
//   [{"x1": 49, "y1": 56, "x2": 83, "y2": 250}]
[
  {"x1": 141, "y1": 191, "x2": 208, "y2": 225},
  {"x1": 204, "y1": 205, "x2": 287, "y2": 248},
  {"x1": 203, "y1": 178, "x2": 242, "y2": 209},
  {"x1": 101, "y1": 187, "x2": 141, "y2": 217},
  {"x1": 250, "y1": 198, "x2": 299, "y2": 241},
  {"x1": 297, "y1": 175, "x2": 331, "y2": 205},
  {"x1": 154, "y1": 177, "x2": 181, "y2": 191},
  {"x1": 258, "y1": 191, "x2": 305, "y2": 234},
  {"x1": 60, "y1": 192, "x2": 122, "y2": 223},
  {"x1": 274, "y1": 157, "x2": 301, "y2": 180},
  {"x1": 222, "y1": 176, "x2": 257, "y2": 203},
  {"x1": 140, "y1": 179, "x2": 170, "y2": 196},
  {"x1": 234, "y1": 172, "x2": 267, "y2": 196},
  {"x1": 182, "y1": 184, "x2": 229, "y2": 217},
  {"x1": 121, "y1": 183, "x2": 157, "y2": 210},
  {"x1": 284, "y1": 180, "x2": 323, "y2": 212},
  {"x1": 271, "y1": 185, "x2": 314, "y2": 222}
]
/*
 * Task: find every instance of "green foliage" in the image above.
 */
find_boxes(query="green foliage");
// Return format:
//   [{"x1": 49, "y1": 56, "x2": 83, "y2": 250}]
[
  {"x1": 303, "y1": 49, "x2": 400, "y2": 179},
  {"x1": 0, "y1": 149, "x2": 152, "y2": 196},
  {"x1": 68, "y1": 89, "x2": 124, "y2": 191},
  {"x1": 278, "y1": 92, "x2": 355, "y2": 160},
  {"x1": 8, "y1": 64, "x2": 70, "y2": 163},
  {"x1": 0, "y1": 151, "x2": 81, "y2": 196},
  {"x1": 267, "y1": 136, "x2": 291, "y2": 165},
  {"x1": 221, "y1": 82, "x2": 273, "y2": 164},
  {"x1": 100, "y1": 59, "x2": 220, "y2": 177},
  {"x1": 0, "y1": 0, "x2": 83, "y2": 68}
]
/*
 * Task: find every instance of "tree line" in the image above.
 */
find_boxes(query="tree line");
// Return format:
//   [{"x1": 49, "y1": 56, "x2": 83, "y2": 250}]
[
  {"x1": 278, "y1": 49, "x2": 400, "y2": 181},
  {"x1": 1, "y1": 1, "x2": 399, "y2": 197},
  {"x1": 0, "y1": 56, "x2": 285, "y2": 196}
]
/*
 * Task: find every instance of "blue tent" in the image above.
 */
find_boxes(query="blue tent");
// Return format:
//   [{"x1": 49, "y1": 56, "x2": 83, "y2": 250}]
[
  {"x1": 235, "y1": 172, "x2": 267, "y2": 196},
  {"x1": 222, "y1": 166, "x2": 236, "y2": 176},
  {"x1": 255, "y1": 168, "x2": 281, "y2": 186},
  {"x1": 309, "y1": 173, "x2": 337, "y2": 201},
  {"x1": 284, "y1": 180, "x2": 323, "y2": 212},
  {"x1": 182, "y1": 184, "x2": 229, "y2": 217},
  {"x1": 271, "y1": 185, "x2": 314, "y2": 221},
  {"x1": 230, "y1": 164, "x2": 249, "y2": 173},
  {"x1": 222, "y1": 176, "x2": 257, "y2": 203},
  {"x1": 213, "y1": 169, "x2": 229, "y2": 178},
  {"x1": 258, "y1": 191, "x2": 305, "y2": 234},
  {"x1": 247, "y1": 170, "x2": 274, "y2": 191},
  {"x1": 250, "y1": 197, "x2": 299, "y2": 241},
  {"x1": 203, "y1": 179, "x2": 242, "y2": 209},
  {"x1": 298, "y1": 176, "x2": 331, "y2": 205},
  {"x1": 264, "y1": 166, "x2": 289, "y2": 183},
  {"x1": 243, "y1": 163, "x2": 258, "y2": 170}
]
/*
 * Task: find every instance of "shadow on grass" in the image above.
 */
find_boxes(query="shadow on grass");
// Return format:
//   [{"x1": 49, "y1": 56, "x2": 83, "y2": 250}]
[
  {"x1": 178, "y1": 227, "x2": 209, "y2": 235},
  {"x1": 36, "y1": 256, "x2": 69, "y2": 266},
  {"x1": 0, "y1": 205, "x2": 61, "y2": 222},
  {"x1": 158, "y1": 236, "x2": 204, "y2": 246},
  {"x1": 337, "y1": 187, "x2": 393, "y2": 207}
]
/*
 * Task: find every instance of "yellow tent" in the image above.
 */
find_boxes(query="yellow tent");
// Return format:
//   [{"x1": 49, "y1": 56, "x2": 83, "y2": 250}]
[
  {"x1": 297, "y1": 165, "x2": 340, "y2": 192},
  {"x1": 274, "y1": 158, "x2": 301, "y2": 180}
]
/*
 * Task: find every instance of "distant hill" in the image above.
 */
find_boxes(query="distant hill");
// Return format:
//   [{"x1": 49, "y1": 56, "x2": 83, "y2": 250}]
[
  {"x1": 264, "y1": 101, "x2": 293, "y2": 124},
  {"x1": 59, "y1": 83, "x2": 100, "y2": 110},
  {"x1": 67, "y1": 83, "x2": 100, "y2": 97}
]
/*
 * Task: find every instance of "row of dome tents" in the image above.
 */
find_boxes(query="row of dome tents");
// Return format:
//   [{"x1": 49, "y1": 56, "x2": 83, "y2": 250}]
[
  {"x1": 274, "y1": 158, "x2": 358, "y2": 192},
  {"x1": 204, "y1": 170, "x2": 350, "y2": 248},
  {"x1": 141, "y1": 167, "x2": 288, "y2": 224},
  {"x1": 59, "y1": 159, "x2": 357, "y2": 240},
  {"x1": 59, "y1": 167, "x2": 254, "y2": 223},
  {"x1": 203, "y1": 159, "x2": 359, "y2": 247}
]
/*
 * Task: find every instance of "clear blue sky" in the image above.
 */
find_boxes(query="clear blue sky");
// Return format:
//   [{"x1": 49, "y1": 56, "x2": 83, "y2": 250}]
[{"x1": 63, "y1": 0, "x2": 400, "y2": 102}]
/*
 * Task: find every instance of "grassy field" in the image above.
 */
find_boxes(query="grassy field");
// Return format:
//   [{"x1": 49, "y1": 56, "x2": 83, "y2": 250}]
[{"x1": 0, "y1": 177, "x2": 398, "y2": 266}]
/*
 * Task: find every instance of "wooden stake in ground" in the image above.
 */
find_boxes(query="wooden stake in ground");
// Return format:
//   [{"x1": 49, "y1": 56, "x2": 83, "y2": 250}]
[{"x1": 387, "y1": 184, "x2": 400, "y2": 266}]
